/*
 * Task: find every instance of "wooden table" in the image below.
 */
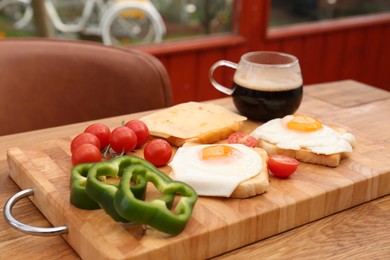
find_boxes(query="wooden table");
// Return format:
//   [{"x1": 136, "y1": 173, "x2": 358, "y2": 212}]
[{"x1": 1, "y1": 80, "x2": 389, "y2": 259}]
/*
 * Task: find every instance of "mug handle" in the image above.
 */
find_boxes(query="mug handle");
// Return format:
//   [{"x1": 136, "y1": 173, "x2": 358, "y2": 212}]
[{"x1": 209, "y1": 60, "x2": 237, "y2": 95}]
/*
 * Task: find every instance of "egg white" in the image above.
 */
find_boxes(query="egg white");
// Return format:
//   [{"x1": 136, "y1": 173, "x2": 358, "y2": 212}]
[
  {"x1": 250, "y1": 116, "x2": 356, "y2": 155},
  {"x1": 169, "y1": 144, "x2": 262, "y2": 197}
]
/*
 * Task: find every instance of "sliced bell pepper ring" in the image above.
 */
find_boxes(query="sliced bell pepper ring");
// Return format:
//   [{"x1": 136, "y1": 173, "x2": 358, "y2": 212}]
[
  {"x1": 85, "y1": 156, "x2": 175, "y2": 223},
  {"x1": 114, "y1": 163, "x2": 198, "y2": 235},
  {"x1": 70, "y1": 163, "x2": 100, "y2": 210}
]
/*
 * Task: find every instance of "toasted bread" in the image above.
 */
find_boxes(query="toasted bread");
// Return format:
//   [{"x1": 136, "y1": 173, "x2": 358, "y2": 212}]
[
  {"x1": 253, "y1": 124, "x2": 356, "y2": 167},
  {"x1": 257, "y1": 140, "x2": 343, "y2": 167},
  {"x1": 140, "y1": 102, "x2": 247, "y2": 147},
  {"x1": 230, "y1": 147, "x2": 269, "y2": 198}
]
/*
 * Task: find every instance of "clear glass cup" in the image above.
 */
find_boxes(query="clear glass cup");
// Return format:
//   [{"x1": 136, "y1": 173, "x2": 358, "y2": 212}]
[{"x1": 209, "y1": 51, "x2": 303, "y2": 121}]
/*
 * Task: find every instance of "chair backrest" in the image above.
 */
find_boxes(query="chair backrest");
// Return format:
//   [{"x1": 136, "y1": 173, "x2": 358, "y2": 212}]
[{"x1": 0, "y1": 38, "x2": 172, "y2": 136}]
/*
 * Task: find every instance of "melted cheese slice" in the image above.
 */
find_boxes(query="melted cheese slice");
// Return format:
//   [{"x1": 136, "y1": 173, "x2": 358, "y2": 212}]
[{"x1": 140, "y1": 102, "x2": 247, "y2": 139}]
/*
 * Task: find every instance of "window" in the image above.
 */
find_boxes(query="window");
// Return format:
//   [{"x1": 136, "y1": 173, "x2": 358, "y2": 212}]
[
  {"x1": 0, "y1": 0, "x2": 238, "y2": 45},
  {"x1": 153, "y1": 0, "x2": 237, "y2": 40},
  {"x1": 270, "y1": 0, "x2": 390, "y2": 27}
]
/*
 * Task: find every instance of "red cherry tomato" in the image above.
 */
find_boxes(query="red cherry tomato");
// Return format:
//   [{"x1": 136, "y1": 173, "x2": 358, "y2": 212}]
[
  {"x1": 125, "y1": 120, "x2": 150, "y2": 148},
  {"x1": 267, "y1": 155, "x2": 299, "y2": 178},
  {"x1": 70, "y1": 133, "x2": 100, "y2": 153},
  {"x1": 109, "y1": 126, "x2": 137, "y2": 153},
  {"x1": 84, "y1": 123, "x2": 111, "y2": 149},
  {"x1": 227, "y1": 132, "x2": 257, "y2": 148},
  {"x1": 71, "y1": 143, "x2": 102, "y2": 166},
  {"x1": 144, "y1": 139, "x2": 172, "y2": 167}
]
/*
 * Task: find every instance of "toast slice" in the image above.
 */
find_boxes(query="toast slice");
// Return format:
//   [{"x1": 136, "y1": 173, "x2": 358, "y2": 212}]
[
  {"x1": 140, "y1": 102, "x2": 247, "y2": 147},
  {"x1": 230, "y1": 147, "x2": 269, "y2": 198},
  {"x1": 254, "y1": 125, "x2": 356, "y2": 167},
  {"x1": 257, "y1": 140, "x2": 343, "y2": 167}
]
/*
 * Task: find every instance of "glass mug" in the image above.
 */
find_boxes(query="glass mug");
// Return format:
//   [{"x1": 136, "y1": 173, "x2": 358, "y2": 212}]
[{"x1": 209, "y1": 51, "x2": 303, "y2": 121}]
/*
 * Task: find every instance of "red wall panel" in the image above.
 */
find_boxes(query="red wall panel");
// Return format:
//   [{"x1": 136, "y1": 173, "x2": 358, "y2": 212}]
[
  {"x1": 322, "y1": 31, "x2": 346, "y2": 82},
  {"x1": 166, "y1": 53, "x2": 197, "y2": 104},
  {"x1": 341, "y1": 29, "x2": 366, "y2": 81},
  {"x1": 197, "y1": 49, "x2": 226, "y2": 101},
  {"x1": 374, "y1": 24, "x2": 390, "y2": 90}
]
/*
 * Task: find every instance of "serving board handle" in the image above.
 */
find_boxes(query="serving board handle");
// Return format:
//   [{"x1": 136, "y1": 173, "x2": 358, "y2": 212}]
[{"x1": 3, "y1": 188, "x2": 68, "y2": 236}]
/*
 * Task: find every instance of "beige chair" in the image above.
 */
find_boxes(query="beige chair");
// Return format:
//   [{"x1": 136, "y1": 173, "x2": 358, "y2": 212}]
[{"x1": 0, "y1": 38, "x2": 172, "y2": 136}]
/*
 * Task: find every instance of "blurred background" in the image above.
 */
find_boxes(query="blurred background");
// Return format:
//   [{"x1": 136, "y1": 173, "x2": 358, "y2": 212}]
[
  {"x1": 0, "y1": 0, "x2": 237, "y2": 44},
  {"x1": 1, "y1": 0, "x2": 388, "y2": 44},
  {"x1": 1, "y1": 0, "x2": 389, "y2": 103}
]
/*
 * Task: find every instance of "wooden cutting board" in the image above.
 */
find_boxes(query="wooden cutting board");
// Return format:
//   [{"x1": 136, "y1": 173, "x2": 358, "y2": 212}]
[{"x1": 7, "y1": 109, "x2": 390, "y2": 259}]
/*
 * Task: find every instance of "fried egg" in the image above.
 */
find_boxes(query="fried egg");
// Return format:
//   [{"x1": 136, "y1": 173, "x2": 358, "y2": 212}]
[
  {"x1": 169, "y1": 144, "x2": 262, "y2": 197},
  {"x1": 250, "y1": 114, "x2": 356, "y2": 155}
]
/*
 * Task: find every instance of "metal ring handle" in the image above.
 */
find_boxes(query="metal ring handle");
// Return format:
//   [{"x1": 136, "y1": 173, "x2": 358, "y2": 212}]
[
  {"x1": 3, "y1": 188, "x2": 68, "y2": 236},
  {"x1": 209, "y1": 60, "x2": 237, "y2": 95}
]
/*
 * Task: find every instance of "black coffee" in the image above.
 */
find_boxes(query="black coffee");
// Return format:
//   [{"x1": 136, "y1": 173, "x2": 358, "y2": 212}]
[{"x1": 232, "y1": 82, "x2": 303, "y2": 121}]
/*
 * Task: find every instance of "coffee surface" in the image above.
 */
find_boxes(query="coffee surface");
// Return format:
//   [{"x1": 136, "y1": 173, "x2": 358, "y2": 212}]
[{"x1": 233, "y1": 68, "x2": 302, "y2": 92}]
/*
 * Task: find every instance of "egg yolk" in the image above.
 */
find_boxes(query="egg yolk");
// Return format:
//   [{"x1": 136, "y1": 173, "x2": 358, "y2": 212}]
[
  {"x1": 201, "y1": 145, "x2": 234, "y2": 160},
  {"x1": 286, "y1": 114, "x2": 323, "y2": 132}
]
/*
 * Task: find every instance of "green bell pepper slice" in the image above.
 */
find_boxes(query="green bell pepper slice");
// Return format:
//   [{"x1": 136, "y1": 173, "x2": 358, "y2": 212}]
[
  {"x1": 114, "y1": 163, "x2": 198, "y2": 235},
  {"x1": 85, "y1": 156, "x2": 175, "y2": 222},
  {"x1": 70, "y1": 163, "x2": 100, "y2": 210}
]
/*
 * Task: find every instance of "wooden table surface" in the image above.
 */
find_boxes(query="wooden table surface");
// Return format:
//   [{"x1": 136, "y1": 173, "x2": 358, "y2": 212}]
[{"x1": 1, "y1": 80, "x2": 389, "y2": 259}]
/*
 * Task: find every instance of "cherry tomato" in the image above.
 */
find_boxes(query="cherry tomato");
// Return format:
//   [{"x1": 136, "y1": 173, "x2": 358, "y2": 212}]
[
  {"x1": 70, "y1": 133, "x2": 100, "y2": 153},
  {"x1": 84, "y1": 123, "x2": 111, "y2": 149},
  {"x1": 109, "y1": 126, "x2": 137, "y2": 153},
  {"x1": 71, "y1": 143, "x2": 102, "y2": 166},
  {"x1": 228, "y1": 132, "x2": 257, "y2": 148},
  {"x1": 125, "y1": 120, "x2": 150, "y2": 148},
  {"x1": 144, "y1": 139, "x2": 172, "y2": 167},
  {"x1": 267, "y1": 155, "x2": 299, "y2": 178}
]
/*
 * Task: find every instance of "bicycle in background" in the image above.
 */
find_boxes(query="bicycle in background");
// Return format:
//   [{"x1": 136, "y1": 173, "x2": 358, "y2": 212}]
[{"x1": 0, "y1": 0, "x2": 166, "y2": 45}]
